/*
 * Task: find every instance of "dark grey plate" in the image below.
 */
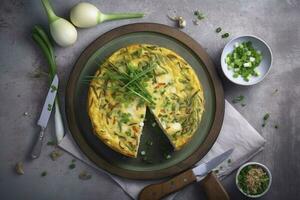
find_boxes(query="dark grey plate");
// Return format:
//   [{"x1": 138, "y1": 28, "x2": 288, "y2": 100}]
[{"x1": 66, "y1": 23, "x2": 224, "y2": 179}]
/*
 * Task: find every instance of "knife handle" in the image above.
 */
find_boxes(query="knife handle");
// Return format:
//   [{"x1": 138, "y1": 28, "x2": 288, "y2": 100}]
[
  {"x1": 201, "y1": 172, "x2": 230, "y2": 200},
  {"x1": 31, "y1": 128, "x2": 45, "y2": 159},
  {"x1": 139, "y1": 170, "x2": 196, "y2": 200}
]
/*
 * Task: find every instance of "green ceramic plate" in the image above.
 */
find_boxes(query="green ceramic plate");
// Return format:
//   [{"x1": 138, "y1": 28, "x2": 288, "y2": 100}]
[{"x1": 66, "y1": 23, "x2": 224, "y2": 179}]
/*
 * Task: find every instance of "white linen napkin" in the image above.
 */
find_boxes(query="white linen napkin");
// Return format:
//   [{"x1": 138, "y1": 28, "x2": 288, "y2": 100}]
[{"x1": 58, "y1": 100, "x2": 265, "y2": 199}]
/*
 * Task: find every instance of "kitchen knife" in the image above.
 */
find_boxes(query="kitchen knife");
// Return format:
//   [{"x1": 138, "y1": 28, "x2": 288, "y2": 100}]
[
  {"x1": 201, "y1": 171, "x2": 229, "y2": 200},
  {"x1": 139, "y1": 148, "x2": 234, "y2": 200},
  {"x1": 31, "y1": 75, "x2": 59, "y2": 159}
]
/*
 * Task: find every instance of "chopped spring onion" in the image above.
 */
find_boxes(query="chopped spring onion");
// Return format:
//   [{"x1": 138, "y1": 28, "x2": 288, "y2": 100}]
[
  {"x1": 140, "y1": 150, "x2": 146, "y2": 156},
  {"x1": 216, "y1": 27, "x2": 222, "y2": 33},
  {"x1": 263, "y1": 113, "x2": 270, "y2": 121},
  {"x1": 225, "y1": 41, "x2": 263, "y2": 81},
  {"x1": 194, "y1": 10, "x2": 205, "y2": 20},
  {"x1": 262, "y1": 113, "x2": 270, "y2": 127},
  {"x1": 232, "y1": 95, "x2": 244, "y2": 104},
  {"x1": 41, "y1": 171, "x2": 47, "y2": 177},
  {"x1": 221, "y1": 33, "x2": 229, "y2": 38},
  {"x1": 69, "y1": 163, "x2": 76, "y2": 169}
]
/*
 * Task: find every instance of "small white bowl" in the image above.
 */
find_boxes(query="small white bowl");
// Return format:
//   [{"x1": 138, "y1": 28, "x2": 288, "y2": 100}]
[
  {"x1": 221, "y1": 35, "x2": 272, "y2": 86},
  {"x1": 236, "y1": 162, "x2": 272, "y2": 198}
]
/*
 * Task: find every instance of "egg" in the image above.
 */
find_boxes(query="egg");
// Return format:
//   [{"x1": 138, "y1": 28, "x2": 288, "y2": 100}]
[{"x1": 88, "y1": 44, "x2": 205, "y2": 157}]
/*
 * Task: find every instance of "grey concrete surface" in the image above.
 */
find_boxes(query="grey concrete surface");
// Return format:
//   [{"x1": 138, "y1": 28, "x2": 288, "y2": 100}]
[{"x1": 0, "y1": 0, "x2": 299, "y2": 199}]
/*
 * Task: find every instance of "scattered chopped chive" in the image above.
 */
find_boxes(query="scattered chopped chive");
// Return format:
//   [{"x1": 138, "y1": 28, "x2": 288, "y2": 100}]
[
  {"x1": 69, "y1": 163, "x2": 76, "y2": 169},
  {"x1": 47, "y1": 141, "x2": 56, "y2": 146},
  {"x1": 50, "y1": 85, "x2": 57, "y2": 93},
  {"x1": 194, "y1": 10, "x2": 205, "y2": 20},
  {"x1": 41, "y1": 171, "x2": 47, "y2": 177},
  {"x1": 72, "y1": 159, "x2": 76, "y2": 163},
  {"x1": 221, "y1": 33, "x2": 229, "y2": 38},
  {"x1": 214, "y1": 169, "x2": 219, "y2": 174},
  {"x1": 232, "y1": 95, "x2": 244, "y2": 103},
  {"x1": 47, "y1": 104, "x2": 52, "y2": 111},
  {"x1": 241, "y1": 103, "x2": 246, "y2": 107},
  {"x1": 219, "y1": 166, "x2": 223, "y2": 170},
  {"x1": 216, "y1": 27, "x2": 222, "y2": 33},
  {"x1": 274, "y1": 125, "x2": 278, "y2": 129},
  {"x1": 227, "y1": 159, "x2": 232, "y2": 163},
  {"x1": 262, "y1": 123, "x2": 266, "y2": 127},
  {"x1": 140, "y1": 150, "x2": 146, "y2": 156},
  {"x1": 263, "y1": 113, "x2": 270, "y2": 121}
]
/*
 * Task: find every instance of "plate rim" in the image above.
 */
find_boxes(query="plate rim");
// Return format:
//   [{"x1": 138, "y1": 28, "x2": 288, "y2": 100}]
[{"x1": 66, "y1": 23, "x2": 224, "y2": 180}]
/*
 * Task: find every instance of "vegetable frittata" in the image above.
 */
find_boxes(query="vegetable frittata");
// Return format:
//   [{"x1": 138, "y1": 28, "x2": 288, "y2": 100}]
[{"x1": 88, "y1": 44, "x2": 205, "y2": 157}]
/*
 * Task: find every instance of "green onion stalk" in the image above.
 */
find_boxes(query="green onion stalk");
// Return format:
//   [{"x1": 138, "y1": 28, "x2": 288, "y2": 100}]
[
  {"x1": 32, "y1": 25, "x2": 64, "y2": 143},
  {"x1": 70, "y1": 2, "x2": 144, "y2": 28}
]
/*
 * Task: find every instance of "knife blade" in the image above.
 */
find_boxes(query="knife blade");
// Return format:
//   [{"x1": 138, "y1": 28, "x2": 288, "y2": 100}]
[
  {"x1": 138, "y1": 149, "x2": 234, "y2": 200},
  {"x1": 37, "y1": 75, "x2": 59, "y2": 128},
  {"x1": 192, "y1": 148, "x2": 234, "y2": 178},
  {"x1": 31, "y1": 75, "x2": 59, "y2": 159}
]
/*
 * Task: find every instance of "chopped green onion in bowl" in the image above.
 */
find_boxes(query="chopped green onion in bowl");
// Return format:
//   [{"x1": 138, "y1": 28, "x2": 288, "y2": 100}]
[
  {"x1": 236, "y1": 162, "x2": 272, "y2": 198},
  {"x1": 225, "y1": 41, "x2": 263, "y2": 81},
  {"x1": 221, "y1": 35, "x2": 272, "y2": 85}
]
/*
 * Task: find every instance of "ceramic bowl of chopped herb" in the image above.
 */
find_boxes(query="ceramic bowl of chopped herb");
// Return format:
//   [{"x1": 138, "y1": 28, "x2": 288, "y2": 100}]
[
  {"x1": 236, "y1": 162, "x2": 272, "y2": 198},
  {"x1": 221, "y1": 35, "x2": 272, "y2": 85}
]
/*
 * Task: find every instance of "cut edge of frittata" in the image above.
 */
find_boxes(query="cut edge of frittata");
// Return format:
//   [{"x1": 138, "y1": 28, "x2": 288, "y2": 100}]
[{"x1": 87, "y1": 67, "x2": 147, "y2": 158}]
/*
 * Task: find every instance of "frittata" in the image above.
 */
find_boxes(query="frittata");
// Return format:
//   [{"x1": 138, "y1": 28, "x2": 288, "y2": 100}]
[{"x1": 88, "y1": 44, "x2": 205, "y2": 157}]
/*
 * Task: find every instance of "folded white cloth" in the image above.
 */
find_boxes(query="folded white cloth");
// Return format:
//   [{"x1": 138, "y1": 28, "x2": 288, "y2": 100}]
[{"x1": 59, "y1": 100, "x2": 265, "y2": 199}]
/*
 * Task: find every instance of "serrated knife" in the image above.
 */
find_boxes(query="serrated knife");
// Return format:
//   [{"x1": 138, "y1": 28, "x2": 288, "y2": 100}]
[
  {"x1": 139, "y1": 149, "x2": 234, "y2": 200},
  {"x1": 31, "y1": 75, "x2": 59, "y2": 159}
]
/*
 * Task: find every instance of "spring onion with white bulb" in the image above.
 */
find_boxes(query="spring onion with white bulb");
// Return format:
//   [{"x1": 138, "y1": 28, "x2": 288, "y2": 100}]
[
  {"x1": 70, "y1": 2, "x2": 144, "y2": 28},
  {"x1": 226, "y1": 41, "x2": 263, "y2": 81},
  {"x1": 32, "y1": 25, "x2": 64, "y2": 143},
  {"x1": 41, "y1": 0, "x2": 77, "y2": 47}
]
